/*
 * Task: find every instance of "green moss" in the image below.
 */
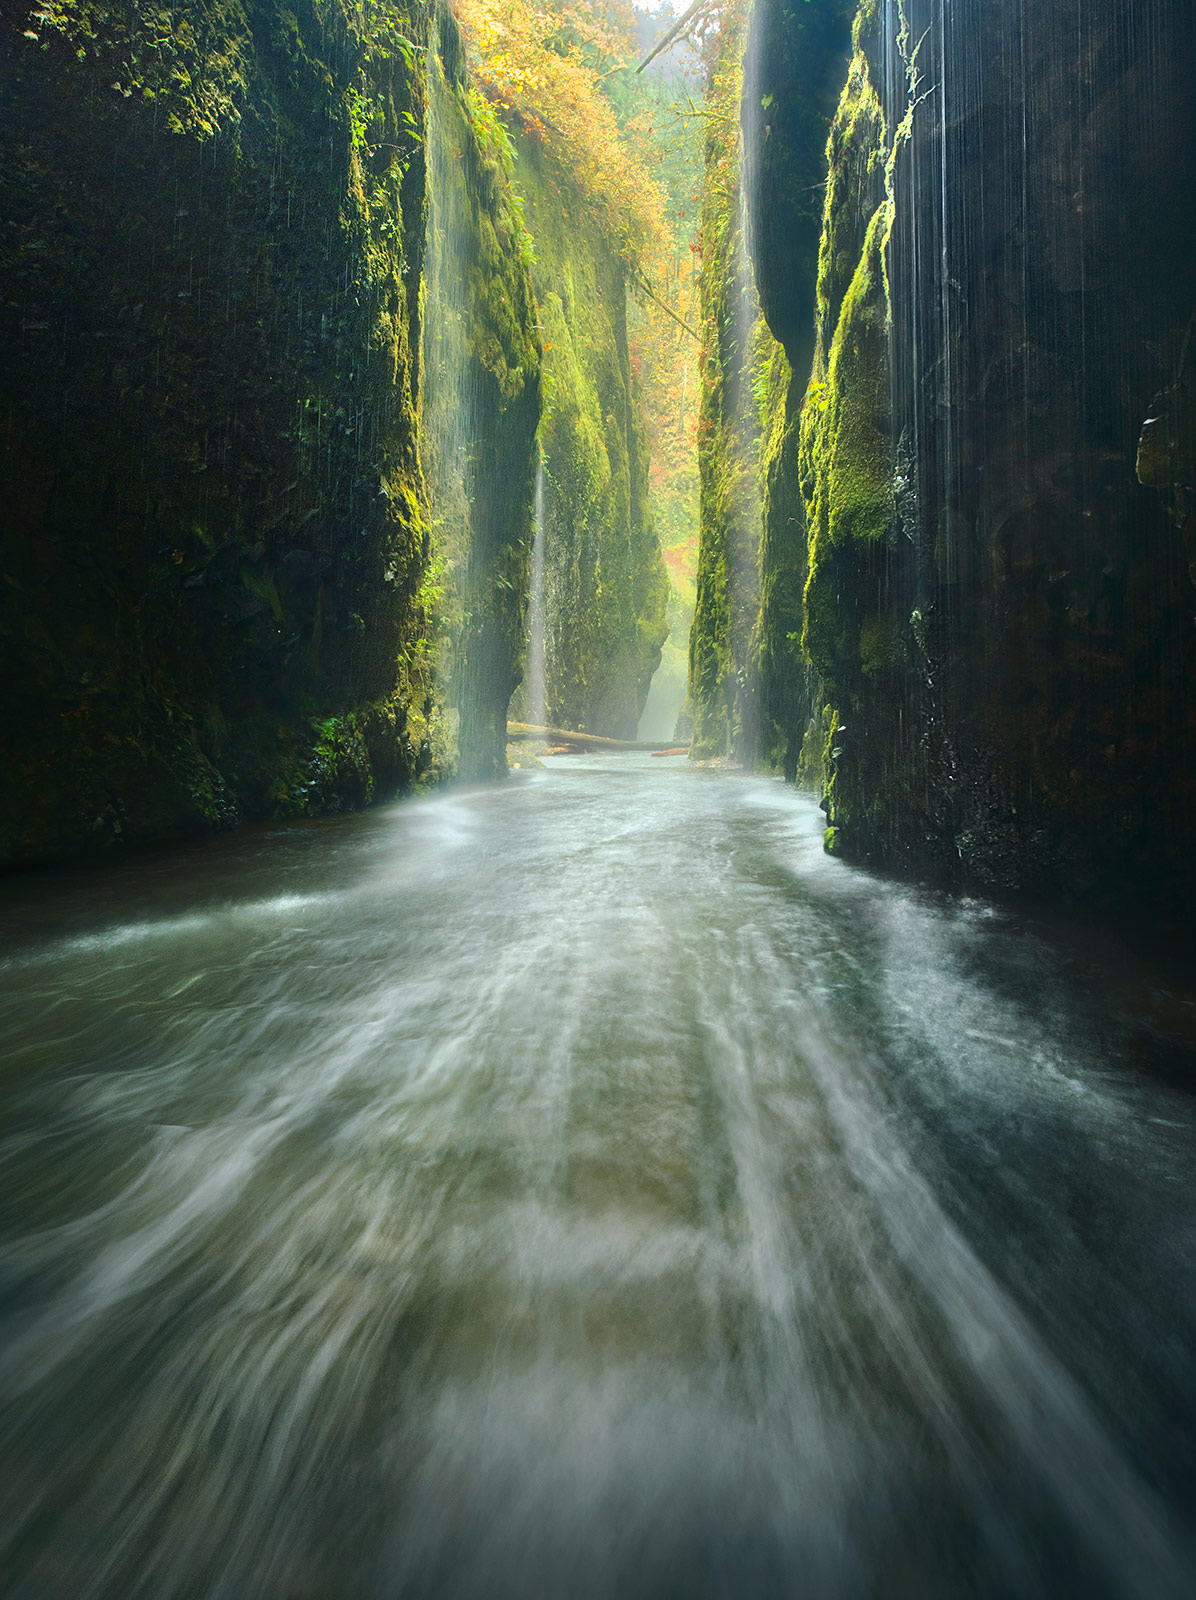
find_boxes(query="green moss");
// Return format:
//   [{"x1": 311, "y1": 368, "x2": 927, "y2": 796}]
[
  {"x1": 784, "y1": 18, "x2": 900, "y2": 846},
  {"x1": 690, "y1": 1, "x2": 859, "y2": 778},
  {"x1": 817, "y1": 701, "x2": 842, "y2": 817},
  {"x1": 511, "y1": 136, "x2": 668, "y2": 740},
  {"x1": 24, "y1": 0, "x2": 252, "y2": 141},
  {"x1": 859, "y1": 613, "x2": 897, "y2": 674},
  {"x1": 755, "y1": 343, "x2": 815, "y2": 777},
  {"x1": 801, "y1": 202, "x2": 894, "y2": 682},
  {"x1": 262, "y1": 691, "x2": 429, "y2": 820},
  {"x1": 748, "y1": 5, "x2": 858, "y2": 782},
  {"x1": 0, "y1": 0, "x2": 664, "y2": 859},
  {"x1": 420, "y1": 15, "x2": 542, "y2": 782},
  {"x1": 687, "y1": 6, "x2": 774, "y2": 764},
  {"x1": 0, "y1": 0, "x2": 435, "y2": 862},
  {"x1": 784, "y1": 4, "x2": 940, "y2": 860},
  {"x1": 812, "y1": 56, "x2": 886, "y2": 348}
]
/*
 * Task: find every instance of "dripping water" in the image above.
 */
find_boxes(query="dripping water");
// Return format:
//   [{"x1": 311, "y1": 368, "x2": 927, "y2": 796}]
[
  {"x1": 726, "y1": 19, "x2": 765, "y2": 766},
  {"x1": 526, "y1": 447, "x2": 547, "y2": 730}
]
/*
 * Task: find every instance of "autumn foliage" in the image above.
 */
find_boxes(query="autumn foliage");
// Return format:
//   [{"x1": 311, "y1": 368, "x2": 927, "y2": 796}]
[
  {"x1": 451, "y1": 0, "x2": 669, "y2": 265},
  {"x1": 452, "y1": 0, "x2": 707, "y2": 718}
]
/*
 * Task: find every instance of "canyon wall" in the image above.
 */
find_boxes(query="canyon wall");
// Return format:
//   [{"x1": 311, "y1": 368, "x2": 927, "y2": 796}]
[
  {"x1": 742, "y1": 0, "x2": 1196, "y2": 899},
  {"x1": 686, "y1": 3, "x2": 770, "y2": 764},
  {"x1": 421, "y1": 8, "x2": 540, "y2": 782},
  {"x1": 514, "y1": 137, "x2": 668, "y2": 741},
  {"x1": 744, "y1": 0, "x2": 854, "y2": 780},
  {"x1": 0, "y1": 0, "x2": 542, "y2": 862},
  {"x1": 689, "y1": 0, "x2": 852, "y2": 771}
]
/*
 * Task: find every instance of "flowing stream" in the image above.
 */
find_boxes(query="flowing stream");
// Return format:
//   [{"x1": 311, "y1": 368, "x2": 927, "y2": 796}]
[{"x1": 1, "y1": 757, "x2": 1195, "y2": 1599}]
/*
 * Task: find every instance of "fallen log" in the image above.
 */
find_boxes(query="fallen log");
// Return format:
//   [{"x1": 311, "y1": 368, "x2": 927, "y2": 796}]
[
  {"x1": 650, "y1": 747, "x2": 691, "y2": 758},
  {"x1": 507, "y1": 722, "x2": 683, "y2": 753}
]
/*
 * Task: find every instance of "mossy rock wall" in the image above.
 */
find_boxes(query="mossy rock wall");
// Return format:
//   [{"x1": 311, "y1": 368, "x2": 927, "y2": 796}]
[
  {"x1": 792, "y1": 0, "x2": 1196, "y2": 898},
  {"x1": 742, "y1": 0, "x2": 855, "y2": 388},
  {"x1": 689, "y1": 0, "x2": 852, "y2": 773},
  {"x1": 0, "y1": 0, "x2": 544, "y2": 863},
  {"x1": 0, "y1": 0, "x2": 437, "y2": 863},
  {"x1": 687, "y1": 3, "x2": 772, "y2": 764},
  {"x1": 754, "y1": 342, "x2": 814, "y2": 780},
  {"x1": 796, "y1": 19, "x2": 897, "y2": 835},
  {"x1": 422, "y1": 7, "x2": 540, "y2": 783},
  {"x1": 746, "y1": 0, "x2": 860, "y2": 783},
  {"x1": 512, "y1": 136, "x2": 667, "y2": 741}
]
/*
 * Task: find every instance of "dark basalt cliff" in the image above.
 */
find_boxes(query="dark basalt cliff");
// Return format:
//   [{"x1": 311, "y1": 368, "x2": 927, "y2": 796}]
[
  {"x1": 749, "y1": 0, "x2": 1196, "y2": 899},
  {"x1": 0, "y1": 0, "x2": 542, "y2": 862},
  {"x1": 688, "y1": 0, "x2": 852, "y2": 771},
  {"x1": 1, "y1": 1, "x2": 432, "y2": 860}
]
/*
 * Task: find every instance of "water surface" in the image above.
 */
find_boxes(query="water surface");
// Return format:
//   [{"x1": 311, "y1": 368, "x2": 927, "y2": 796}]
[{"x1": 1, "y1": 756, "x2": 1195, "y2": 1598}]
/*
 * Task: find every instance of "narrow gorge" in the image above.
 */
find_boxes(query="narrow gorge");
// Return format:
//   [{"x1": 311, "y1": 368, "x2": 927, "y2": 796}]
[
  {"x1": 2, "y1": 3, "x2": 1196, "y2": 1597},
  {"x1": 0, "y1": 0, "x2": 666, "y2": 860}
]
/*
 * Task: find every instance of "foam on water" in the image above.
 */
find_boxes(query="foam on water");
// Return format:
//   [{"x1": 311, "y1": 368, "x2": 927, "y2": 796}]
[{"x1": 0, "y1": 757, "x2": 1194, "y2": 1598}]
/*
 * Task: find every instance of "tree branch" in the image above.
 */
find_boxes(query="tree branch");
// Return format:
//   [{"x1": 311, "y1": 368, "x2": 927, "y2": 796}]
[
  {"x1": 630, "y1": 270, "x2": 700, "y2": 341},
  {"x1": 635, "y1": 0, "x2": 719, "y2": 75}
]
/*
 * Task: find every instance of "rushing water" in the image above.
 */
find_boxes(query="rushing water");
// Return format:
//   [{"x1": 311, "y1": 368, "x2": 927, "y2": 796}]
[{"x1": 1, "y1": 758, "x2": 1195, "y2": 1600}]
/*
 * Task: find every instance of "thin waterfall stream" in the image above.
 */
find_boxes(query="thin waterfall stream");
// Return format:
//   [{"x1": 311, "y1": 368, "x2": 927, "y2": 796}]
[
  {"x1": 527, "y1": 451, "x2": 547, "y2": 731},
  {"x1": 1, "y1": 757, "x2": 1195, "y2": 1599}
]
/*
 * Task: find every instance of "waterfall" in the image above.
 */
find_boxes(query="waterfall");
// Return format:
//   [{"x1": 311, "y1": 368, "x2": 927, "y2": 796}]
[
  {"x1": 419, "y1": 42, "x2": 472, "y2": 756},
  {"x1": 526, "y1": 449, "x2": 547, "y2": 729},
  {"x1": 728, "y1": 109, "x2": 764, "y2": 765}
]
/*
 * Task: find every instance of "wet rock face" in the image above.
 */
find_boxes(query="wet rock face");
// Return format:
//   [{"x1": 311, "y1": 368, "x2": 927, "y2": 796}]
[
  {"x1": 1139, "y1": 374, "x2": 1196, "y2": 497},
  {"x1": 735, "y1": 0, "x2": 854, "y2": 780},
  {"x1": 742, "y1": 0, "x2": 854, "y2": 384},
  {"x1": 514, "y1": 138, "x2": 667, "y2": 744},
  {"x1": 1138, "y1": 347, "x2": 1196, "y2": 605},
  {"x1": 422, "y1": 9, "x2": 541, "y2": 785},
  {"x1": 0, "y1": 1, "x2": 432, "y2": 862},
  {"x1": 688, "y1": 5, "x2": 768, "y2": 767},
  {"x1": 687, "y1": 0, "x2": 851, "y2": 773},
  {"x1": 792, "y1": 0, "x2": 1196, "y2": 898}
]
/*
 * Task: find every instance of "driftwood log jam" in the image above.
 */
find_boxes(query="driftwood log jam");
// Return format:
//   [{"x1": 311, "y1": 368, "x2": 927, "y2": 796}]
[{"x1": 507, "y1": 723, "x2": 687, "y2": 753}]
